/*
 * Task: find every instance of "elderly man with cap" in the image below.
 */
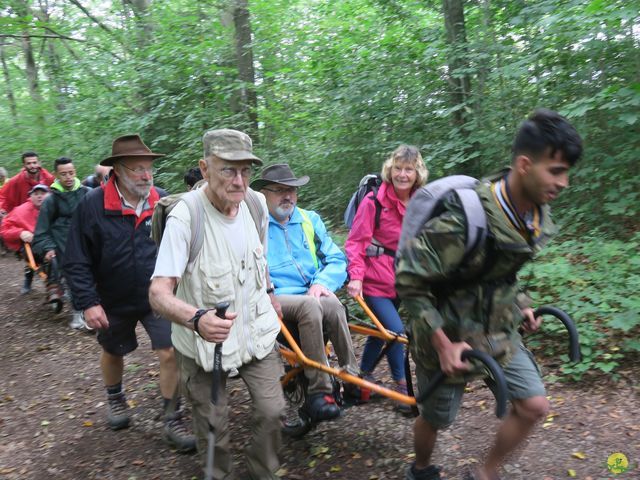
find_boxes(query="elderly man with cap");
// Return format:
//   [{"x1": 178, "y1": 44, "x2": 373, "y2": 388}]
[
  {"x1": 149, "y1": 129, "x2": 284, "y2": 479},
  {"x1": 63, "y1": 135, "x2": 195, "y2": 452},
  {"x1": 251, "y1": 164, "x2": 360, "y2": 423},
  {"x1": 0, "y1": 184, "x2": 49, "y2": 293}
]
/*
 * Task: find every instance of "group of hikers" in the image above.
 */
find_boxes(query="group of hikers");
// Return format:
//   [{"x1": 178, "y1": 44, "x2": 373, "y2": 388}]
[{"x1": 0, "y1": 107, "x2": 583, "y2": 480}]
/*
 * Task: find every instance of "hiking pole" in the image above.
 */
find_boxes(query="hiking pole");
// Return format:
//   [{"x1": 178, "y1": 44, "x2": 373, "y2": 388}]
[
  {"x1": 415, "y1": 349, "x2": 508, "y2": 419},
  {"x1": 204, "y1": 301, "x2": 230, "y2": 480}
]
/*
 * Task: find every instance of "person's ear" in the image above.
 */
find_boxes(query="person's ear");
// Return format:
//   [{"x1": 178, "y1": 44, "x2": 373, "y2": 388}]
[
  {"x1": 199, "y1": 158, "x2": 208, "y2": 176},
  {"x1": 514, "y1": 154, "x2": 532, "y2": 176}
]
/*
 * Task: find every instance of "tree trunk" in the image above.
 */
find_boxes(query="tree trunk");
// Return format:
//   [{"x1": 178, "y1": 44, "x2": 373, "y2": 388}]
[
  {"x1": 442, "y1": 0, "x2": 471, "y2": 129},
  {"x1": 233, "y1": 0, "x2": 258, "y2": 139},
  {"x1": 12, "y1": 0, "x2": 43, "y2": 103},
  {"x1": 128, "y1": 0, "x2": 154, "y2": 48},
  {"x1": 0, "y1": 45, "x2": 18, "y2": 120},
  {"x1": 37, "y1": 0, "x2": 66, "y2": 110}
]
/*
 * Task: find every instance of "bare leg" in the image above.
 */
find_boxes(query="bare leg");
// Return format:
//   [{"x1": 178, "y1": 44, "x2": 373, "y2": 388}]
[
  {"x1": 101, "y1": 350, "x2": 124, "y2": 387},
  {"x1": 414, "y1": 415, "x2": 439, "y2": 469},
  {"x1": 156, "y1": 346, "x2": 179, "y2": 399},
  {"x1": 477, "y1": 396, "x2": 549, "y2": 479}
]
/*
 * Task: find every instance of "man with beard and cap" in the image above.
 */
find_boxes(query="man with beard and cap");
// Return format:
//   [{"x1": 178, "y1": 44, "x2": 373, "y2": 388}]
[
  {"x1": 33, "y1": 157, "x2": 92, "y2": 330},
  {"x1": 150, "y1": 129, "x2": 284, "y2": 479},
  {"x1": 251, "y1": 163, "x2": 360, "y2": 424},
  {"x1": 0, "y1": 152, "x2": 54, "y2": 218},
  {"x1": 64, "y1": 135, "x2": 195, "y2": 452}
]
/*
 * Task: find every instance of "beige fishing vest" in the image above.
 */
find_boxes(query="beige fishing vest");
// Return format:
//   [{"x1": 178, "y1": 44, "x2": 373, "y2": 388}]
[{"x1": 171, "y1": 189, "x2": 279, "y2": 372}]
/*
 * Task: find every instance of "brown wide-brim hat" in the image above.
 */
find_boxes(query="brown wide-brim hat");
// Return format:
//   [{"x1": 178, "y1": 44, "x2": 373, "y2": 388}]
[
  {"x1": 250, "y1": 163, "x2": 310, "y2": 190},
  {"x1": 100, "y1": 134, "x2": 165, "y2": 166}
]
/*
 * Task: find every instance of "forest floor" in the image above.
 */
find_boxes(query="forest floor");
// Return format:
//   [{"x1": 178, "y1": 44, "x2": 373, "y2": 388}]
[{"x1": 1, "y1": 252, "x2": 639, "y2": 480}]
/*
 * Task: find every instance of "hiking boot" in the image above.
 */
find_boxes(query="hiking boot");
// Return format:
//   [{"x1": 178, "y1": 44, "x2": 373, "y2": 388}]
[
  {"x1": 20, "y1": 271, "x2": 33, "y2": 295},
  {"x1": 394, "y1": 382, "x2": 413, "y2": 415},
  {"x1": 303, "y1": 393, "x2": 341, "y2": 422},
  {"x1": 163, "y1": 410, "x2": 196, "y2": 453},
  {"x1": 405, "y1": 463, "x2": 442, "y2": 480},
  {"x1": 107, "y1": 392, "x2": 131, "y2": 430},
  {"x1": 342, "y1": 382, "x2": 367, "y2": 405}
]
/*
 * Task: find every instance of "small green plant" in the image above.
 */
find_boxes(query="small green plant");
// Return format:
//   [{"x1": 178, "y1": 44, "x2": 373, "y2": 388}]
[{"x1": 521, "y1": 232, "x2": 640, "y2": 381}]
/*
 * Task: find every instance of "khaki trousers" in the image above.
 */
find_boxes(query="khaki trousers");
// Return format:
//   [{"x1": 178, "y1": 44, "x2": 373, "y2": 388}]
[
  {"x1": 176, "y1": 348, "x2": 285, "y2": 480},
  {"x1": 279, "y1": 294, "x2": 359, "y2": 395}
]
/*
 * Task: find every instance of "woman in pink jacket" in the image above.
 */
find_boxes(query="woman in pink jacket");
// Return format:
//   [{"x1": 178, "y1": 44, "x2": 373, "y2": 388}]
[{"x1": 345, "y1": 145, "x2": 428, "y2": 411}]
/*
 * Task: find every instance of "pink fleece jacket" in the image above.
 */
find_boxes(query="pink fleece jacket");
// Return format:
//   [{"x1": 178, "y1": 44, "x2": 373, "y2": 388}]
[{"x1": 345, "y1": 181, "x2": 408, "y2": 298}]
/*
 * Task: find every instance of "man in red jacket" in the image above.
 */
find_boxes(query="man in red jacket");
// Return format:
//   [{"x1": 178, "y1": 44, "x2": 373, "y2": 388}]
[
  {"x1": 0, "y1": 152, "x2": 55, "y2": 218},
  {"x1": 0, "y1": 184, "x2": 50, "y2": 293}
]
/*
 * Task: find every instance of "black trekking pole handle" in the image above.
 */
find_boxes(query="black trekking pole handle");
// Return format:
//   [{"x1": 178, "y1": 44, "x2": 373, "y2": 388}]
[
  {"x1": 532, "y1": 306, "x2": 581, "y2": 363},
  {"x1": 205, "y1": 301, "x2": 230, "y2": 480},
  {"x1": 211, "y1": 302, "x2": 230, "y2": 405},
  {"x1": 415, "y1": 349, "x2": 508, "y2": 419}
]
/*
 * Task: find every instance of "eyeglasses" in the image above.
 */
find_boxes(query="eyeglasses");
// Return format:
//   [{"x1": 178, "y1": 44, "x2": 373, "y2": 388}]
[
  {"x1": 218, "y1": 167, "x2": 253, "y2": 179},
  {"x1": 262, "y1": 186, "x2": 298, "y2": 195},
  {"x1": 120, "y1": 163, "x2": 154, "y2": 176}
]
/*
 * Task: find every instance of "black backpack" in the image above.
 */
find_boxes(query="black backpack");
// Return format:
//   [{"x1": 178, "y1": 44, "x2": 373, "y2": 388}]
[{"x1": 343, "y1": 173, "x2": 383, "y2": 230}]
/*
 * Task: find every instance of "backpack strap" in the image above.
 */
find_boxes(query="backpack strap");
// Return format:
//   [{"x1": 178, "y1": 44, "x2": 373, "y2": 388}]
[
  {"x1": 244, "y1": 188, "x2": 266, "y2": 245},
  {"x1": 181, "y1": 190, "x2": 205, "y2": 272},
  {"x1": 455, "y1": 188, "x2": 487, "y2": 258},
  {"x1": 298, "y1": 208, "x2": 320, "y2": 269}
]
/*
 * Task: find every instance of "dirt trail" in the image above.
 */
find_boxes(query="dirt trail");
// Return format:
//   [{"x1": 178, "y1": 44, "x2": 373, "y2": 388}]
[{"x1": 1, "y1": 253, "x2": 638, "y2": 479}]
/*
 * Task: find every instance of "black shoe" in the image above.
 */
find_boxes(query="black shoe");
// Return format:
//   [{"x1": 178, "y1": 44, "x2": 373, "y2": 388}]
[
  {"x1": 303, "y1": 393, "x2": 340, "y2": 422},
  {"x1": 20, "y1": 272, "x2": 33, "y2": 295},
  {"x1": 342, "y1": 382, "x2": 367, "y2": 405},
  {"x1": 405, "y1": 463, "x2": 442, "y2": 480}
]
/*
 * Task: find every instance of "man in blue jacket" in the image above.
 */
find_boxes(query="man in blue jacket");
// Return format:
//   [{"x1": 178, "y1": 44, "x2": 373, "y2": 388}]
[
  {"x1": 251, "y1": 164, "x2": 359, "y2": 422},
  {"x1": 64, "y1": 134, "x2": 194, "y2": 452}
]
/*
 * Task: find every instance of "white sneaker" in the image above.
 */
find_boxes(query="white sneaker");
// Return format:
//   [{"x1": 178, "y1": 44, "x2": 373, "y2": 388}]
[{"x1": 69, "y1": 311, "x2": 94, "y2": 332}]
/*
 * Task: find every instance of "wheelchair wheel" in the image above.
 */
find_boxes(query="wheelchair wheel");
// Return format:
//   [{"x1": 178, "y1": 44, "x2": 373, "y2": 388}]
[{"x1": 281, "y1": 367, "x2": 313, "y2": 438}]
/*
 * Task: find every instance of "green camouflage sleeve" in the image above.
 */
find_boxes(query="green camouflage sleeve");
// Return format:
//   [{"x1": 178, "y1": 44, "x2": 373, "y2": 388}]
[{"x1": 396, "y1": 200, "x2": 467, "y2": 337}]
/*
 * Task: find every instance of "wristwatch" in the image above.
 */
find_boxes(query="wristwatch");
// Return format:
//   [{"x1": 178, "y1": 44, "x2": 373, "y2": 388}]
[{"x1": 187, "y1": 309, "x2": 212, "y2": 336}]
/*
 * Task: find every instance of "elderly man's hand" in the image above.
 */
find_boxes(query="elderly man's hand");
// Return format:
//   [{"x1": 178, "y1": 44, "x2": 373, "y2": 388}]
[
  {"x1": 307, "y1": 283, "x2": 332, "y2": 299},
  {"x1": 84, "y1": 304, "x2": 109, "y2": 330},
  {"x1": 198, "y1": 310, "x2": 237, "y2": 344},
  {"x1": 44, "y1": 250, "x2": 56, "y2": 262},
  {"x1": 20, "y1": 231, "x2": 33, "y2": 243}
]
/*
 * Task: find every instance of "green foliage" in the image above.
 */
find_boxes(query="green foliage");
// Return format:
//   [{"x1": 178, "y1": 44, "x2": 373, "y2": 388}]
[{"x1": 521, "y1": 233, "x2": 640, "y2": 380}]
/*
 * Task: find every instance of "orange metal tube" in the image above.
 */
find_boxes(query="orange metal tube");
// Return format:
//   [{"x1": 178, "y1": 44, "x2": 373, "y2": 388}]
[
  {"x1": 278, "y1": 319, "x2": 415, "y2": 405},
  {"x1": 23, "y1": 243, "x2": 47, "y2": 280},
  {"x1": 354, "y1": 295, "x2": 408, "y2": 345}
]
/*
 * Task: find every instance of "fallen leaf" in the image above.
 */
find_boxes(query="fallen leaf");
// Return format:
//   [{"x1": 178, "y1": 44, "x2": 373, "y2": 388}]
[
  {"x1": 572, "y1": 452, "x2": 586, "y2": 460},
  {"x1": 132, "y1": 459, "x2": 145, "y2": 466},
  {"x1": 83, "y1": 420, "x2": 94, "y2": 427},
  {"x1": 330, "y1": 466, "x2": 342, "y2": 472},
  {"x1": 568, "y1": 468, "x2": 576, "y2": 477}
]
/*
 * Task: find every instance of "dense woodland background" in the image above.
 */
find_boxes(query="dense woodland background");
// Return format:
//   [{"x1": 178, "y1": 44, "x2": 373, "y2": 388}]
[{"x1": 1, "y1": 0, "x2": 638, "y2": 378}]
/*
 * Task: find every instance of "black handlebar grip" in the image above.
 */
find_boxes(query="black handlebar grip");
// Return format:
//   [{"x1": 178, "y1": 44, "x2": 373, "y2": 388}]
[
  {"x1": 415, "y1": 349, "x2": 508, "y2": 419},
  {"x1": 533, "y1": 306, "x2": 581, "y2": 363}
]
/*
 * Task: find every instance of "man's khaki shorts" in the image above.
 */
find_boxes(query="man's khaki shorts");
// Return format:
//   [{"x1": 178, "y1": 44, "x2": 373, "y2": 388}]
[{"x1": 415, "y1": 344, "x2": 546, "y2": 428}]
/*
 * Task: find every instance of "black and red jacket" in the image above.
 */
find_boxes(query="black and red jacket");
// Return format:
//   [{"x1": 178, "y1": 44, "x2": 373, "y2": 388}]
[{"x1": 64, "y1": 175, "x2": 165, "y2": 316}]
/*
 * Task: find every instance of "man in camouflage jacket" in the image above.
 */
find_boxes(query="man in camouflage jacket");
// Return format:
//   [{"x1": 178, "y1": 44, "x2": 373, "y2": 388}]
[{"x1": 396, "y1": 109, "x2": 583, "y2": 480}]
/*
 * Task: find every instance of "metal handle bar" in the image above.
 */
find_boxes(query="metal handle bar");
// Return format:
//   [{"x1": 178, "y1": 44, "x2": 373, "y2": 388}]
[
  {"x1": 532, "y1": 306, "x2": 581, "y2": 363},
  {"x1": 415, "y1": 349, "x2": 508, "y2": 419}
]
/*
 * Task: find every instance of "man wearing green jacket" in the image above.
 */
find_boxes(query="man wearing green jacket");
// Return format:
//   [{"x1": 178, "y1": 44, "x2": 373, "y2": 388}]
[
  {"x1": 33, "y1": 157, "x2": 91, "y2": 330},
  {"x1": 396, "y1": 109, "x2": 583, "y2": 480}
]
